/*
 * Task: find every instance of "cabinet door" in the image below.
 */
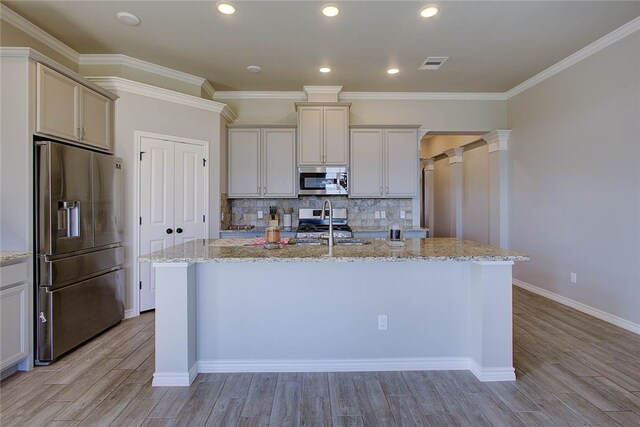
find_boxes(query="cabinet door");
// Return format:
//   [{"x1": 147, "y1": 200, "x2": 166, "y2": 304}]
[
  {"x1": 36, "y1": 64, "x2": 78, "y2": 142},
  {"x1": 263, "y1": 128, "x2": 296, "y2": 198},
  {"x1": 386, "y1": 129, "x2": 418, "y2": 197},
  {"x1": 324, "y1": 106, "x2": 349, "y2": 166},
  {"x1": 228, "y1": 129, "x2": 261, "y2": 197},
  {"x1": 298, "y1": 107, "x2": 324, "y2": 165},
  {"x1": 350, "y1": 129, "x2": 384, "y2": 197},
  {"x1": 0, "y1": 282, "x2": 29, "y2": 370},
  {"x1": 80, "y1": 87, "x2": 112, "y2": 151}
]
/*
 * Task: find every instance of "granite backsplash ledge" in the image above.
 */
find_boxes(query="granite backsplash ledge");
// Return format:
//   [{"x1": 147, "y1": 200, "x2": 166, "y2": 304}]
[{"x1": 228, "y1": 196, "x2": 413, "y2": 229}]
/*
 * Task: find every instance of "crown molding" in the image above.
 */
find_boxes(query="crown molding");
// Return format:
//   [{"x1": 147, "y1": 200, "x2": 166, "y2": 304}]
[
  {"x1": 0, "y1": 3, "x2": 80, "y2": 63},
  {"x1": 79, "y1": 54, "x2": 208, "y2": 87},
  {"x1": 303, "y1": 85, "x2": 343, "y2": 95},
  {"x1": 340, "y1": 92, "x2": 507, "y2": 101},
  {"x1": 201, "y1": 80, "x2": 216, "y2": 99},
  {"x1": 506, "y1": 16, "x2": 640, "y2": 99},
  {"x1": 87, "y1": 77, "x2": 236, "y2": 122},
  {"x1": 213, "y1": 91, "x2": 307, "y2": 100}
]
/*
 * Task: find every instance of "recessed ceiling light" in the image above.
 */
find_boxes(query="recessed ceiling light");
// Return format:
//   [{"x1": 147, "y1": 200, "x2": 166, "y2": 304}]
[
  {"x1": 419, "y1": 5, "x2": 439, "y2": 18},
  {"x1": 322, "y1": 4, "x2": 340, "y2": 17},
  {"x1": 387, "y1": 68, "x2": 400, "y2": 75},
  {"x1": 217, "y1": 1, "x2": 236, "y2": 15},
  {"x1": 116, "y1": 12, "x2": 141, "y2": 26},
  {"x1": 319, "y1": 67, "x2": 331, "y2": 73},
  {"x1": 246, "y1": 65, "x2": 262, "y2": 73}
]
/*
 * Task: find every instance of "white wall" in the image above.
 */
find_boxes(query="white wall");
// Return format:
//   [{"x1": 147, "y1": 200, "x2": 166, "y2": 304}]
[
  {"x1": 507, "y1": 32, "x2": 640, "y2": 326},
  {"x1": 113, "y1": 91, "x2": 222, "y2": 313},
  {"x1": 217, "y1": 97, "x2": 506, "y2": 132}
]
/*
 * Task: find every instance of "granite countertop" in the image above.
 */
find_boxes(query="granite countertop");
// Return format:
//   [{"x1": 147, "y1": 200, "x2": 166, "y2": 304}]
[
  {"x1": 351, "y1": 227, "x2": 429, "y2": 233},
  {"x1": 139, "y1": 238, "x2": 528, "y2": 264},
  {"x1": 0, "y1": 251, "x2": 32, "y2": 263}
]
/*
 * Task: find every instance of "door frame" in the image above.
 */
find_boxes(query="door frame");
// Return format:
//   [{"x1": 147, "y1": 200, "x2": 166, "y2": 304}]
[{"x1": 133, "y1": 130, "x2": 210, "y2": 317}]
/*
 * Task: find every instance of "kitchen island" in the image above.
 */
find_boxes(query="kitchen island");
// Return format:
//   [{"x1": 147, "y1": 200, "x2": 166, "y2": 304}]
[{"x1": 140, "y1": 238, "x2": 528, "y2": 386}]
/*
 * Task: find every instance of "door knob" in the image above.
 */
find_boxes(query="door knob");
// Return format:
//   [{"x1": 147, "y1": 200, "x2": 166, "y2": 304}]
[
  {"x1": 166, "y1": 228, "x2": 173, "y2": 234},
  {"x1": 176, "y1": 228, "x2": 183, "y2": 234}
]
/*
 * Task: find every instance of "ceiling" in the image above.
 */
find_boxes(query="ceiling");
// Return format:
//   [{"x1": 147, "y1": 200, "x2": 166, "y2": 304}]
[{"x1": 4, "y1": 1, "x2": 639, "y2": 92}]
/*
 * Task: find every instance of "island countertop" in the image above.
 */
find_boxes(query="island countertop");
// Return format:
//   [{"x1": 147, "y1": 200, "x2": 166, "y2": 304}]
[{"x1": 139, "y1": 238, "x2": 528, "y2": 264}]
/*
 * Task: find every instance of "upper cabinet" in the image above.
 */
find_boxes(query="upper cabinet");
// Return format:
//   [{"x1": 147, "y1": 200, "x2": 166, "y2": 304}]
[
  {"x1": 37, "y1": 64, "x2": 112, "y2": 152},
  {"x1": 228, "y1": 126, "x2": 297, "y2": 198},
  {"x1": 350, "y1": 127, "x2": 419, "y2": 198},
  {"x1": 296, "y1": 103, "x2": 350, "y2": 166}
]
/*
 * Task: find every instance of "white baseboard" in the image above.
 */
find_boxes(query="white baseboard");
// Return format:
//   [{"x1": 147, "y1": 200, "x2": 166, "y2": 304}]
[
  {"x1": 152, "y1": 363, "x2": 198, "y2": 386},
  {"x1": 198, "y1": 357, "x2": 470, "y2": 374},
  {"x1": 124, "y1": 309, "x2": 139, "y2": 319},
  {"x1": 469, "y1": 361, "x2": 516, "y2": 382},
  {"x1": 513, "y1": 278, "x2": 640, "y2": 335}
]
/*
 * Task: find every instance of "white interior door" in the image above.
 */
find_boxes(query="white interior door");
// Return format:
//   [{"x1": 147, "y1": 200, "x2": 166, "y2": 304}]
[
  {"x1": 139, "y1": 137, "x2": 207, "y2": 312},
  {"x1": 174, "y1": 143, "x2": 206, "y2": 244},
  {"x1": 139, "y1": 137, "x2": 175, "y2": 312}
]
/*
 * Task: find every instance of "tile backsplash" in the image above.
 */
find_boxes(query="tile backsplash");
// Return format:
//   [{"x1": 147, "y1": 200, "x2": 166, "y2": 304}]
[{"x1": 228, "y1": 196, "x2": 413, "y2": 229}]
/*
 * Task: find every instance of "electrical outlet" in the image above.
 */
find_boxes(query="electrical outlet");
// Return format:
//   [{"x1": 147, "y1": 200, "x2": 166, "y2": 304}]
[
  {"x1": 257, "y1": 210, "x2": 263, "y2": 219},
  {"x1": 380, "y1": 210, "x2": 386, "y2": 219},
  {"x1": 400, "y1": 210, "x2": 406, "y2": 219},
  {"x1": 221, "y1": 212, "x2": 225, "y2": 221},
  {"x1": 571, "y1": 272, "x2": 577, "y2": 283},
  {"x1": 378, "y1": 315, "x2": 388, "y2": 331},
  {"x1": 374, "y1": 211, "x2": 381, "y2": 219}
]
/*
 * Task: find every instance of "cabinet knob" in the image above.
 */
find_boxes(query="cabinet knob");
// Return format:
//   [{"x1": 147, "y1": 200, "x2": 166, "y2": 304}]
[
  {"x1": 166, "y1": 228, "x2": 173, "y2": 234},
  {"x1": 176, "y1": 228, "x2": 183, "y2": 234}
]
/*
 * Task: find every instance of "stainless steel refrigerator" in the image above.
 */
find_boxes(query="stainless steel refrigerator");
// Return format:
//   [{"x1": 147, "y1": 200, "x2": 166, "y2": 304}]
[{"x1": 35, "y1": 140, "x2": 124, "y2": 364}]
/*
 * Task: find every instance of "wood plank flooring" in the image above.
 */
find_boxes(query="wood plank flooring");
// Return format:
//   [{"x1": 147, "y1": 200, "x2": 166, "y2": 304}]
[{"x1": 1, "y1": 286, "x2": 639, "y2": 426}]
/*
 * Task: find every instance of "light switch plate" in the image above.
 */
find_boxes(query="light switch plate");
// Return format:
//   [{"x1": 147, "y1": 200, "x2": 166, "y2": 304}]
[
  {"x1": 257, "y1": 210, "x2": 263, "y2": 219},
  {"x1": 374, "y1": 211, "x2": 380, "y2": 219},
  {"x1": 380, "y1": 210, "x2": 386, "y2": 219},
  {"x1": 400, "y1": 210, "x2": 406, "y2": 219}
]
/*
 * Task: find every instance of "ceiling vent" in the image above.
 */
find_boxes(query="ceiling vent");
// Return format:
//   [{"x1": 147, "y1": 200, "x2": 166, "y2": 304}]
[{"x1": 419, "y1": 56, "x2": 449, "y2": 70}]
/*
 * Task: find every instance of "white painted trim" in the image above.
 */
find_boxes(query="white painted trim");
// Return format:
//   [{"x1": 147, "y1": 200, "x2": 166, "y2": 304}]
[
  {"x1": 483, "y1": 130, "x2": 511, "y2": 153},
  {"x1": 87, "y1": 77, "x2": 237, "y2": 122},
  {"x1": 472, "y1": 261, "x2": 514, "y2": 266},
  {"x1": 506, "y1": 16, "x2": 640, "y2": 99},
  {"x1": 0, "y1": 4, "x2": 80, "y2": 63},
  {"x1": 513, "y1": 278, "x2": 640, "y2": 335},
  {"x1": 123, "y1": 309, "x2": 138, "y2": 319},
  {"x1": 341, "y1": 92, "x2": 507, "y2": 101},
  {"x1": 214, "y1": 91, "x2": 307, "y2": 100},
  {"x1": 152, "y1": 363, "x2": 198, "y2": 386},
  {"x1": 201, "y1": 80, "x2": 216, "y2": 99},
  {"x1": 198, "y1": 357, "x2": 470, "y2": 373},
  {"x1": 445, "y1": 148, "x2": 464, "y2": 164},
  {"x1": 79, "y1": 54, "x2": 207, "y2": 86},
  {"x1": 304, "y1": 85, "x2": 343, "y2": 95},
  {"x1": 469, "y1": 361, "x2": 516, "y2": 382}
]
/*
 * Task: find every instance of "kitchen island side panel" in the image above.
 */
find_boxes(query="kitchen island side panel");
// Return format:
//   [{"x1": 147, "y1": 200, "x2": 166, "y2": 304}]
[{"x1": 195, "y1": 261, "x2": 471, "y2": 361}]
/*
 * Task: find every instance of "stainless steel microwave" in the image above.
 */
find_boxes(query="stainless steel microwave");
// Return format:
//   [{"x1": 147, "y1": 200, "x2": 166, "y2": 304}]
[{"x1": 298, "y1": 167, "x2": 348, "y2": 195}]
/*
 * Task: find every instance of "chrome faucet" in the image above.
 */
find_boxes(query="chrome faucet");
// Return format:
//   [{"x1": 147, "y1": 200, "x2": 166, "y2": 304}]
[{"x1": 321, "y1": 198, "x2": 334, "y2": 247}]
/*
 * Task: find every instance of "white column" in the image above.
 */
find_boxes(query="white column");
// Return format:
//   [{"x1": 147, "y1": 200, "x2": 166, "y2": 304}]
[
  {"x1": 469, "y1": 261, "x2": 515, "y2": 381},
  {"x1": 422, "y1": 158, "x2": 435, "y2": 236},
  {"x1": 445, "y1": 148, "x2": 464, "y2": 239},
  {"x1": 482, "y1": 130, "x2": 511, "y2": 248},
  {"x1": 152, "y1": 262, "x2": 197, "y2": 386}
]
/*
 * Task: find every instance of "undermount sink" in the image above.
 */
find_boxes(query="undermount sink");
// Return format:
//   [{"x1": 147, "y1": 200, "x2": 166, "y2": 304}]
[{"x1": 294, "y1": 238, "x2": 370, "y2": 246}]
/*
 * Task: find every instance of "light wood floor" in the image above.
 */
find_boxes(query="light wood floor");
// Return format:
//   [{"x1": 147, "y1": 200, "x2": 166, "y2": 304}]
[{"x1": 1, "y1": 286, "x2": 639, "y2": 426}]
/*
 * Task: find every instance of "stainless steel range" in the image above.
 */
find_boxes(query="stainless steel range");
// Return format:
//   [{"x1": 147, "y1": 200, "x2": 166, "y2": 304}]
[{"x1": 296, "y1": 208, "x2": 353, "y2": 239}]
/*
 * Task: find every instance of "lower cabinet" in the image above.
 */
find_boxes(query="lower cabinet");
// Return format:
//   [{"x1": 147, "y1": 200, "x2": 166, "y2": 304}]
[
  {"x1": 350, "y1": 127, "x2": 419, "y2": 198},
  {"x1": 228, "y1": 126, "x2": 297, "y2": 198},
  {"x1": 0, "y1": 259, "x2": 31, "y2": 372}
]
